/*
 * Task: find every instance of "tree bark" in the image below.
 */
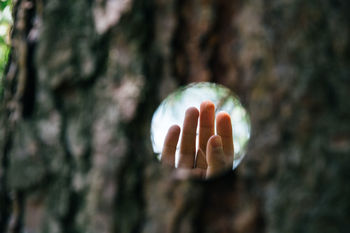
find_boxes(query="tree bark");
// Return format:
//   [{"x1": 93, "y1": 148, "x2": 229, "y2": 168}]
[{"x1": 1, "y1": 0, "x2": 350, "y2": 233}]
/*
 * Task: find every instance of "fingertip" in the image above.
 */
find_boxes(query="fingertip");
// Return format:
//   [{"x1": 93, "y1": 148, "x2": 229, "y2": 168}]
[
  {"x1": 208, "y1": 135, "x2": 223, "y2": 148},
  {"x1": 200, "y1": 100, "x2": 215, "y2": 111},
  {"x1": 199, "y1": 101, "x2": 215, "y2": 130},
  {"x1": 183, "y1": 107, "x2": 199, "y2": 132},
  {"x1": 216, "y1": 112, "x2": 233, "y2": 137},
  {"x1": 164, "y1": 125, "x2": 181, "y2": 148},
  {"x1": 168, "y1": 124, "x2": 181, "y2": 135},
  {"x1": 216, "y1": 111, "x2": 231, "y2": 123},
  {"x1": 185, "y1": 107, "x2": 199, "y2": 118}
]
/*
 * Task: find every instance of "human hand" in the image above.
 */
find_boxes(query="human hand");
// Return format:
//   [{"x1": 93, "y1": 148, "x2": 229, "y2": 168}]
[{"x1": 161, "y1": 101, "x2": 234, "y2": 178}]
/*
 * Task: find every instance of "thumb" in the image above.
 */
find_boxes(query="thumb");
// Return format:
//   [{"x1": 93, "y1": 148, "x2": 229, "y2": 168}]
[{"x1": 206, "y1": 135, "x2": 226, "y2": 178}]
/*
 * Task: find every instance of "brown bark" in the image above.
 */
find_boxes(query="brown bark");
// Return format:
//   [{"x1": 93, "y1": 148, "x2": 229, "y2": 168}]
[{"x1": 1, "y1": 0, "x2": 350, "y2": 233}]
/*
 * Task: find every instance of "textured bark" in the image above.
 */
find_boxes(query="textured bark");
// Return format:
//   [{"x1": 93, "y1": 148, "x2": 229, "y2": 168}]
[{"x1": 1, "y1": 0, "x2": 350, "y2": 233}]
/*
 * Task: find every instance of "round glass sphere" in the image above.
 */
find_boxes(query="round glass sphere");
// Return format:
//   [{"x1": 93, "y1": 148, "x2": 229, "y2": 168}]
[{"x1": 151, "y1": 82, "x2": 250, "y2": 169}]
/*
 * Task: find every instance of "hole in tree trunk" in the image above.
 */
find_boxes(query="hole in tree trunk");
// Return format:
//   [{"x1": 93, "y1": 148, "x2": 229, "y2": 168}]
[{"x1": 151, "y1": 82, "x2": 251, "y2": 170}]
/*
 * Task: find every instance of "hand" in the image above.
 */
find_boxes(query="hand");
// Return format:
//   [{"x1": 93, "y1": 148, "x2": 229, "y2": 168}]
[{"x1": 161, "y1": 101, "x2": 234, "y2": 178}]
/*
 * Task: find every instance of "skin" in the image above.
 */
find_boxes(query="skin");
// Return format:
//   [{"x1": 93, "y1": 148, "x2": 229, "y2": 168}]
[{"x1": 161, "y1": 101, "x2": 234, "y2": 178}]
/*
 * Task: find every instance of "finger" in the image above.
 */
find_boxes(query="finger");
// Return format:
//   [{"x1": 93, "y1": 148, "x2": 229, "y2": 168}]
[
  {"x1": 206, "y1": 135, "x2": 226, "y2": 178},
  {"x1": 178, "y1": 107, "x2": 199, "y2": 168},
  {"x1": 190, "y1": 168, "x2": 207, "y2": 179},
  {"x1": 216, "y1": 112, "x2": 234, "y2": 159},
  {"x1": 175, "y1": 168, "x2": 206, "y2": 179},
  {"x1": 198, "y1": 101, "x2": 215, "y2": 154},
  {"x1": 161, "y1": 125, "x2": 181, "y2": 167},
  {"x1": 195, "y1": 148, "x2": 207, "y2": 169}
]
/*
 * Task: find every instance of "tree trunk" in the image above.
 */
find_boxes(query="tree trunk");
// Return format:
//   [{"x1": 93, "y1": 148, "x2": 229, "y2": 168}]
[{"x1": 1, "y1": 0, "x2": 349, "y2": 233}]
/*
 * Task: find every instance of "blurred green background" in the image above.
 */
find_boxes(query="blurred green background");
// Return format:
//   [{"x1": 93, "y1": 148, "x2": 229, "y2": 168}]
[{"x1": 0, "y1": 0, "x2": 12, "y2": 95}]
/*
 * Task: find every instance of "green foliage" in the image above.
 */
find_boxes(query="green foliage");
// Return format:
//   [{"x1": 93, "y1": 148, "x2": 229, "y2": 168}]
[
  {"x1": 0, "y1": 0, "x2": 12, "y2": 96},
  {"x1": 0, "y1": 0, "x2": 11, "y2": 11}
]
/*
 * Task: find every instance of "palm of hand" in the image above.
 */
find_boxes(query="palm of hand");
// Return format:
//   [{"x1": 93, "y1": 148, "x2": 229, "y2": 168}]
[{"x1": 161, "y1": 101, "x2": 234, "y2": 178}]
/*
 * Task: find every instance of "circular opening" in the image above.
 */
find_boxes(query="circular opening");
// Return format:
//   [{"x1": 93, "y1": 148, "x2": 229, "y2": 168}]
[{"x1": 151, "y1": 82, "x2": 250, "y2": 169}]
